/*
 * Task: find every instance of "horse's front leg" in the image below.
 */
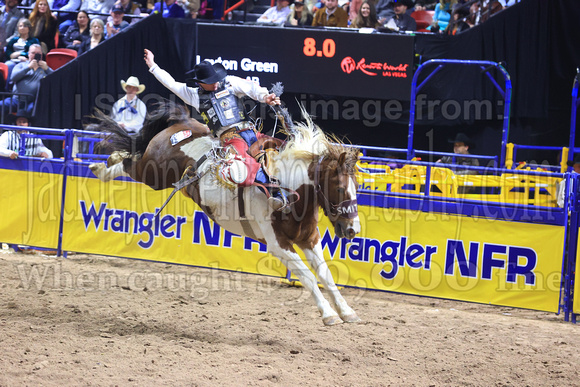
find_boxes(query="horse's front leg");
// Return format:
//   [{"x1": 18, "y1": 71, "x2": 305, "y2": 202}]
[
  {"x1": 300, "y1": 242, "x2": 361, "y2": 323},
  {"x1": 89, "y1": 162, "x2": 129, "y2": 182},
  {"x1": 268, "y1": 244, "x2": 342, "y2": 326}
]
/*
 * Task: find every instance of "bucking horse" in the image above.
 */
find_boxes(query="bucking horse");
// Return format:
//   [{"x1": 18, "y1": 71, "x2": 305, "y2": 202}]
[{"x1": 89, "y1": 101, "x2": 361, "y2": 325}]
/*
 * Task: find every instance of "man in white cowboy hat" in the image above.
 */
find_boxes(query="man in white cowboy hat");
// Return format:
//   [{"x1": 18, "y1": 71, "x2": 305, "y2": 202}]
[{"x1": 111, "y1": 76, "x2": 147, "y2": 134}]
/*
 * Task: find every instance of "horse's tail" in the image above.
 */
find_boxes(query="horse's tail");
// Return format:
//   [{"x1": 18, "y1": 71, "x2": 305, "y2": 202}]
[
  {"x1": 87, "y1": 110, "x2": 137, "y2": 155},
  {"x1": 139, "y1": 100, "x2": 191, "y2": 151},
  {"x1": 90, "y1": 99, "x2": 192, "y2": 155}
]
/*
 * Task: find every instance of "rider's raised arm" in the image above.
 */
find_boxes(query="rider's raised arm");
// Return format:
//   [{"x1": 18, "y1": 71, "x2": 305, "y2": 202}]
[
  {"x1": 145, "y1": 49, "x2": 202, "y2": 112},
  {"x1": 148, "y1": 65, "x2": 202, "y2": 112}
]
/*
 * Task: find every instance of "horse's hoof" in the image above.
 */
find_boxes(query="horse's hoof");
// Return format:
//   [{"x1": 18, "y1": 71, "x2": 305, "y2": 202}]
[
  {"x1": 341, "y1": 314, "x2": 361, "y2": 323},
  {"x1": 322, "y1": 315, "x2": 343, "y2": 326},
  {"x1": 89, "y1": 163, "x2": 104, "y2": 173},
  {"x1": 107, "y1": 151, "x2": 129, "y2": 167},
  {"x1": 89, "y1": 163, "x2": 107, "y2": 180}
]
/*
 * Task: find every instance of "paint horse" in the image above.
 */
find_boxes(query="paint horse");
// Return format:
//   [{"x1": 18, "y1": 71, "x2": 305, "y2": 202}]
[{"x1": 89, "y1": 101, "x2": 361, "y2": 325}]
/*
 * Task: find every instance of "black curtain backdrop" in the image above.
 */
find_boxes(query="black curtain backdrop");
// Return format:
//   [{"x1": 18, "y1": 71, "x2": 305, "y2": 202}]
[
  {"x1": 37, "y1": 1, "x2": 580, "y2": 161},
  {"x1": 37, "y1": 15, "x2": 188, "y2": 132}
]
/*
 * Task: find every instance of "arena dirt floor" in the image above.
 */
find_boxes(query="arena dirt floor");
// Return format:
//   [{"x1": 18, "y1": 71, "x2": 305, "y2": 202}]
[{"x1": 0, "y1": 247, "x2": 578, "y2": 386}]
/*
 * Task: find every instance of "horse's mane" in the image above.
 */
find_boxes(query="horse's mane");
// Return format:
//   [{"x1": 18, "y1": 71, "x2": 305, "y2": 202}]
[
  {"x1": 90, "y1": 100, "x2": 191, "y2": 155},
  {"x1": 279, "y1": 111, "x2": 359, "y2": 171}
]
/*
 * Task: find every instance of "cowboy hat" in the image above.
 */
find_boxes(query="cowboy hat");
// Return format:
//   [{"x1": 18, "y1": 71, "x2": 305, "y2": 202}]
[
  {"x1": 393, "y1": 0, "x2": 414, "y2": 8},
  {"x1": 9, "y1": 109, "x2": 31, "y2": 125},
  {"x1": 451, "y1": 3, "x2": 470, "y2": 18},
  {"x1": 448, "y1": 133, "x2": 475, "y2": 149},
  {"x1": 187, "y1": 61, "x2": 227, "y2": 84},
  {"x1": 121, "y1": 76, "x2": 145, "y2": 94}
]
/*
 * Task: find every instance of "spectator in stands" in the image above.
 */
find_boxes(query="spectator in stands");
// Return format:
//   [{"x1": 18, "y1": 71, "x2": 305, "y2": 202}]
[
  {"x1": 50, "y1": 0, "x2": 82, "y2": 31},
  {"x1": 310, "y1": 0, "x2": 322, "y2": 13},
  {"x1": 348, "y1": 0, "x2": 360, "y2": 22},
  {"x1": 437, "y1": 132, "x2": 479, "y2": 174},
  {"x1": 468, "y1": 0, "x2": 502, "y2": 26},
  {"x1": 133, "y1": 0, "x2": 154, "y2": 13},
  {"x1": 338, "y1": 0, "x2": 349, "y2": 15},
  {"x1": 0, "y1": 44, "x2": 53, "y2": 116},
  {"x1": 60, "y1": 10, "x2": 90, "y2": 50},
  {"x1": 258, "y1": 0, "x2": 293, "y2": 25},
  {"x1": 5, "y1": 19, "x2": 40, "y2": 60},
  {"x1": 384, "y1": 0, "x2": 416, "y2": 31},
  {"x1": 444, "y1": 3, "x2": 469, "y2": 35},
  {"x1": 78, "y1": 18, "x2": 104, "y2": 55},
  {"x1": 176, "y1": 0, "x2": 201, "y2": 19},
  {"x1": 312, "y1": 0, "x2": 348, "y2": 27},
  {"x1": 350, "y1": 0, "x2": 380, "y2": 28},
  {"x1": 82, "y1": 0, "x2": 117, "y2": 21},
  {"x1": 115, "y1": 0, "x2": 142, "y2": 23},
  {"x1": 286, "y1": 0, "x2": 313, "y2": 26},
  {"x1": 414, "y1": 0, "x2": 437, "y2": 11},
  {"x1": 0, "y1": 110, "x2": 53, "y2": 159},
  {"x1": 105, "y1": 4, "x2": 129, "y2": 39},
  {"x1": 557, "y1": 155, "x2": 580, "y2": 207},
  {"x1": 430, "y1": 0, "x2": 454, "y2": 32},
  {"x1": 111, "y1": 76, "x2": 146, "y2": 133},
  {"x1": 29, "y1": 0, "x2": 58, "y2": 52},
  {"x1": 5, "y1": 19, "x2": 40, "y2": 82},
  {"x1": 0, "y1": 0, "x2": 24, "y2": 48},
  {"x1": 567, "y1": 156, "x2": 580, "y2": 174},
  {"x1": 152, "y1": 0, "x2": 185, "y2": 18},
  {"x1": 375, "y1": 0, "x2": 395, "y2": 23}
]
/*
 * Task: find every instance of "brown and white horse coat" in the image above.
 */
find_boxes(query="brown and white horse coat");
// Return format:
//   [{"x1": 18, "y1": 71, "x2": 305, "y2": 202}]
[{"x1": 90, "y1": 103, "x2": 361, "y2": 325}]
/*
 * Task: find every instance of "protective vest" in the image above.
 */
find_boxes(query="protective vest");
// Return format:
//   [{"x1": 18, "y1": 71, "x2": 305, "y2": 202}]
[{"x1": 198, "y1": 82, "x2": 246, "y2": 132}]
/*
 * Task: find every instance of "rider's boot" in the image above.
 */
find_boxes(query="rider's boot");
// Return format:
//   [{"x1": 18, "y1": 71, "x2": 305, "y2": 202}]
[
  {"x1": 255, "y1": 168, "x2": 291, "y2": 214},
  {"x1": 267, "y1": 178, "x2": 291, "y2": 214}
]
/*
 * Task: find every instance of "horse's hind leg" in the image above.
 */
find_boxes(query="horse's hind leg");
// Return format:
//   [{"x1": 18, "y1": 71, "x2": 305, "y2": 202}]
[
  {"x1": 269, "y1": 245, "x2": 342, "y2": 326},
  {"x1": 89, "y1": 162, "x2": 129, "y2": 182},
  {"x1": 301, "y1": 242, "x2": 361, "y2": 323}
]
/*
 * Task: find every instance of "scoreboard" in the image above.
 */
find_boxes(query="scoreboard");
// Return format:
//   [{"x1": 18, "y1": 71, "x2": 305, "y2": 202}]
[{"x1": 196, "y1": 24, "x2": 414, "y2": 100}]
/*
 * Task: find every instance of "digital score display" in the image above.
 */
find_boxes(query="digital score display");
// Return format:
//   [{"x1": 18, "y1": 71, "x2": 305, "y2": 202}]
[
  {"x1": 303, "y1": 37, "x2": 336, "y2": 58},
  {"x1": 196, "y1": 24, "x2": 414, "y2": 100}
]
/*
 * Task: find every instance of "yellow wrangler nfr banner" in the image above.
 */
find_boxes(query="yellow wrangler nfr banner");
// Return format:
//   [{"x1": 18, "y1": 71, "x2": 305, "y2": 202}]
[
  {"x1": 64, "y1": 175, "x2": 564, "y2": 313},
  {"x1": 61, "y1": 176, "x2": 287, "y2": 277},
  {"x1": 318, "y1": 207, "x2": 564, "y2": 313},
  {"x1": 0, "y1": 169, "x2": 62, "y2": 248}
]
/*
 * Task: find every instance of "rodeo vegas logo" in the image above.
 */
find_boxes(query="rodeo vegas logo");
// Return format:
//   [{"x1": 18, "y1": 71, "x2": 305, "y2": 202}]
[{"x1": 341, "y1": 57, "x2": 409, "y2": 78}]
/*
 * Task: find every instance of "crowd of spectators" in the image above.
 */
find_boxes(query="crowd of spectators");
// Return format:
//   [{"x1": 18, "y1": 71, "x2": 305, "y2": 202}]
[
  {"x1": 250, "y1": 0, "x2": 511, "y2": 30},
  {"x1": 0, "y1": 0, "x2": 204, "y2": 122},
  {"x1": 0, "y1": 0, "x2": 513, "y2": 91}
]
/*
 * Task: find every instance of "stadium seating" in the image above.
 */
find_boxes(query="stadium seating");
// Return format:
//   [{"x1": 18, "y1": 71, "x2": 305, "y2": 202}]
[
  {"x1": 411, "y1": 10, "x2": 434, "y2": 32},
  {"x1": 0, "y1": 62, "x2": 8, "y2": 85},
  {"x1": 46, "y1": 49, "x2": 78, "y2": 70}
]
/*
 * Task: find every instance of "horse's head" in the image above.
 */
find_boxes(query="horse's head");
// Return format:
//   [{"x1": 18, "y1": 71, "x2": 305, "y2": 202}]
[{"x1": 315, "y1": 151, "x2": 360, "y2": 240}]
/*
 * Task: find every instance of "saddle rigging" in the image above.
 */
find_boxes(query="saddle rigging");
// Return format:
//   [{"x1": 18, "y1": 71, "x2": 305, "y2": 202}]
[{"x1": 155, "y1": 118, "x2": 296, "y2": 217}]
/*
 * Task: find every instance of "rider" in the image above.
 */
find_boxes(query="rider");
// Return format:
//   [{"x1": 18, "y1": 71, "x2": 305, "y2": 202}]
[{"x1": 143, "y1": 49, "x2": 289, "y2": 212}]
